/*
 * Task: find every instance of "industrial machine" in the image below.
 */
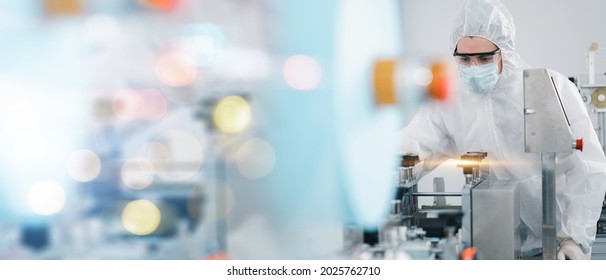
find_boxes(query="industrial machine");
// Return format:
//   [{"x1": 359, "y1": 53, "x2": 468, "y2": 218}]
[
  {"x1": 343, "y1": 151, "x2": 523, "y2": 260},
  {"x1": 572, "y1": 42, "x2": 606, "y2": 259},
  {"x1": 11, "y1": 0, "x2": 594, "y2": 262},
  {"x1": 348, "y1": 48, "x2": 605, "y2": 261},
  {"x1": 524, "y1": 68, "x2": 584, "y2": 260},
  {"x1": 576, "y1": 42, "x2": 606, "y2": 153}
]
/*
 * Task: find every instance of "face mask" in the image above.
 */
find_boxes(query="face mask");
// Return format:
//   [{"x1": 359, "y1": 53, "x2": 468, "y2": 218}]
[{"x1": 459, "y1": 61, "x2": 500, "y2": 94}]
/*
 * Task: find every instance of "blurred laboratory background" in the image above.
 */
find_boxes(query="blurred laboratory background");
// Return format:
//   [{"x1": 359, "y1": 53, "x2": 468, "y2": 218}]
[{"x1": 0, "y1": 0, "x2": 604, "y2": 260}]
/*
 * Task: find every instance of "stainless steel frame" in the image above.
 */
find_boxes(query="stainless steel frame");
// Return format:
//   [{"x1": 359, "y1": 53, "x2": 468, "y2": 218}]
[{"x1": 524, "y1": 68, "x2": 575, "y2": 260}]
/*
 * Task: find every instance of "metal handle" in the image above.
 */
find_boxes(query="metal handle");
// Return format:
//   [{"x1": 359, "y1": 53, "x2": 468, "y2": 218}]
[{"x1": 410, "y1": 192, "x2": 461, "y2": 197}]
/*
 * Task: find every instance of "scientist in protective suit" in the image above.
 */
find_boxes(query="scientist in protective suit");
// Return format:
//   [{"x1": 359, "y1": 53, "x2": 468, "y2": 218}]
[{"x1": 399, "y1": 0, "x2": 606, "y2": 259}]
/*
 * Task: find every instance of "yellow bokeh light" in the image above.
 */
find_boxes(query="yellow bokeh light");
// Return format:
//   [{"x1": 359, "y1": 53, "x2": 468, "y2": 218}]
[
  {"x1": 67, "y1": 149, "x2": 101, "y2": 182},
  {"x1": 121, "y1": 200, "x2": 161, "y2": 236},
  {"x1": 212, "y1": 96, "x2": 251, "y2": 134}
]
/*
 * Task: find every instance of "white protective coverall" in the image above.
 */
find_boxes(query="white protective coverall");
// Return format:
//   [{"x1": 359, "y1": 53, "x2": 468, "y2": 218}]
[{"x1": 399, "y1": 0, "x2": 606, "y2": 259}]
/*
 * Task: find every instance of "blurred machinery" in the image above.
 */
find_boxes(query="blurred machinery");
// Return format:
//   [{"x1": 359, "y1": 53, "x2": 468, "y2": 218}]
[
  {"x1": 0, "y1": 0, "x2": 460, "y2": 260},
  {"x1": 0, "y1": 0, "x2": 263, "y2": 259},
  {"x1": 344, "y1": 151, "x2": 524, "y2": 260},
  {"x1": 572, "y1": 42, "x2": 606, "y2": 259}
]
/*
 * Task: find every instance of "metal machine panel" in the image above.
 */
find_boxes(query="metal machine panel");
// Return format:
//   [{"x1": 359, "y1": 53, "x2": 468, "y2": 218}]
[
  {"x1": 524, "y1": 68, "x2": 573, "y2": 152},
  {"x1": 471, "y1": 180, "x2": 520, "y2": 260},
  {"x1": 577, "y1": 74, "x2": 606, "y2": 152}
]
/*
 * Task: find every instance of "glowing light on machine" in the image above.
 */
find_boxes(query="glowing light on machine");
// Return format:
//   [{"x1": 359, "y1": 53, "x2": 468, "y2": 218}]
[
  {"x1": 452, "y1": 159, "x2": 477, "y2": 168},
  {"x1": 156, "y1": 51, "x2": 198, "y2": 87},
  {"x1": 121, "y1": 158, "x2": 155, "y2": 190},
  {"x1": 151, "y1": 130, "x2": 204, "y2": 181},
  {"x1": 27, "y1": 181, "x2": 66, "y2": 216},
  {"x1": 121, "y1": 200, "x2": 161, "y2": 236},
  {"x1": 67, "y1": 149, "x2": 101, "y2": 182},
  {"x1": 236, "y1": 138, "x2": 276, "y2": 179},
  {"x1": 212, "y1": 96, "x2": 251, "y2": 134},
  {"x1": 283, "y1": 55, "x2": 322, "y2": 90}
]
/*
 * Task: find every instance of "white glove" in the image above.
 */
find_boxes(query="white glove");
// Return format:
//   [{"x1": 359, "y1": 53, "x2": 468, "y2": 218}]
[{"x1": 557, "y1": 239, "x2": 585, "y2": 260}]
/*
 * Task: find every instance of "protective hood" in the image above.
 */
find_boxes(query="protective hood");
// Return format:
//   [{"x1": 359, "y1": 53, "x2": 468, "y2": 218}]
[
  {"x1": 450, "y1": 0, "x2": 515, "y2": 53},
  {"x1": 450, "y1": 0, "x2": 523, "y2": 92}
]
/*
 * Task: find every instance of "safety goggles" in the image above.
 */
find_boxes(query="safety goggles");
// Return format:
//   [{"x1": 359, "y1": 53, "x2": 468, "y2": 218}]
[{"x1": 453, "y1": 48, "x2": 501, "y2": 67}]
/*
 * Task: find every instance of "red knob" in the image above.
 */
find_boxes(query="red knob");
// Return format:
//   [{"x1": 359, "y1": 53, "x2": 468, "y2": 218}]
[
  {"x1": 460, "y1": 247, "x2": 478, "y2": 260},
  {"x1": 575, "y1": 138, "x2": 583, "y2": 152}
]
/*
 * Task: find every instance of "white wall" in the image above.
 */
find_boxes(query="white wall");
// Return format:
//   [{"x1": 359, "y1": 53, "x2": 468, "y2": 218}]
[
  {"x1": 402, "y1": 0, "x2": 606, "y2": 77},
  {"x1": 401, "y1": 0, "x2": 606, "y2": 205}
]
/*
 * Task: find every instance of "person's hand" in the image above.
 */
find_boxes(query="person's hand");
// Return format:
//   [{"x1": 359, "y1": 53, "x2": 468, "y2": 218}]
[{"x1": 557, "y1": 239, "x2": 585, "y2": 260}]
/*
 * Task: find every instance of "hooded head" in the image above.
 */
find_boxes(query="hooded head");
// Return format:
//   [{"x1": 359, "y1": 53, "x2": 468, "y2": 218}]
[
  {"x1": 450, "y1": 0, "x2": 524, "y2": 93},
  {"x1": 450, "y1": 0, "x2": 515, "y2": 53}
]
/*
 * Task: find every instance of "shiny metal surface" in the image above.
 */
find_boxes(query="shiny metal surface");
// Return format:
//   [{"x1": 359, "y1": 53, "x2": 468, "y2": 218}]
[
  {"x1": 410, "y1": 192, "x2": 461, "y2": 197},
  {"x1": 471, "y1": 180, "x2": 520, "y2": 260},
  {"x1": 542, "y1": 153, "x2": 557, "y2": 260},
  {"x1": 433, "y1": 177, "x2": 447, "y2": 206},
  {"x1": 524, "y1": 69, "x2": 574, "y2": 260},
  {"x1": 524, "y1": 69, "x2": 574, "y2": 153}
]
